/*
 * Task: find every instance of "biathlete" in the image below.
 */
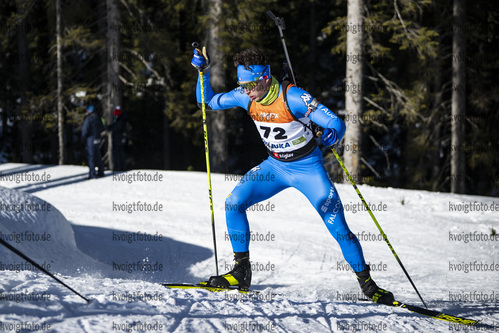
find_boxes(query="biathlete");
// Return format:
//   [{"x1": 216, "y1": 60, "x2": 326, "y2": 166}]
[{"x1": 191, "y1": 47, "x2": 394, "y2": 305}]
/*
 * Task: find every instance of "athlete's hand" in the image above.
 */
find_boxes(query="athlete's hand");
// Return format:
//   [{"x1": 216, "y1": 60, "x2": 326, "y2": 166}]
[
  {"x1": 321, "y1": 128, "x2": 338, "y2": 146},
  {"x1": 191, "y1": 46, "x2": 210, "y2": 72}
]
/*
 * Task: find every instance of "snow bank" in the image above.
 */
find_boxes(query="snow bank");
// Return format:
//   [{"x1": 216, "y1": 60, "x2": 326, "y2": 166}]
[
  {"x1": 0, "y1": 186, "x2": 107, "y2": 276},
  {"x1": 0, "y1": 163, "x2": 497, "y2": 332}
]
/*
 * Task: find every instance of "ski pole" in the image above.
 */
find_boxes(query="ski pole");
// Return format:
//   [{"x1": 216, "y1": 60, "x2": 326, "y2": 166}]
[
  {"x1": 0, "y1": 238, "x2": 90, "y2": 303},
  {"x1": 192, "y1": 42, "x2": 219, "y2": 276},
  {"x1": 266, "y1": 10, "x2": 297, "y2": 85},
  {"x1": 266, "y1": 10, "x2": 426, "y2": 307},
  {"x1": 329, "y1": 145, "x2": 428, "y2": 308}
]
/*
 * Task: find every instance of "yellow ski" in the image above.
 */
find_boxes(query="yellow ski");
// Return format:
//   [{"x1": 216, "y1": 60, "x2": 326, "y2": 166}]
[{"x1": 163, "y1": 283, "x2": 250, "y2": 294}]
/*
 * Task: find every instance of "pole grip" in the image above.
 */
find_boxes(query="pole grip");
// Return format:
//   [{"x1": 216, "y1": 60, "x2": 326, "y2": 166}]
[
  {"x1": 266, "y1": 10, "x2": 285, "y2": 30},
  {"x1": 266, "y1": 10, "x2": 277, "y2": 23}
]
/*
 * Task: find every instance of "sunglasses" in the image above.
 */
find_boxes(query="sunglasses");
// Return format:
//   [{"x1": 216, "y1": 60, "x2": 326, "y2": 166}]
[{"x1": 237, "y1": 80, "x2": 260, "y2": 90}]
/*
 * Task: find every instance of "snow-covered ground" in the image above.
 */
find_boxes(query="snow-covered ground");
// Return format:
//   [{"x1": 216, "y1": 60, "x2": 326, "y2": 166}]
[{"x1": 0, "y1": 162, "x2": 498, "y2": 332}]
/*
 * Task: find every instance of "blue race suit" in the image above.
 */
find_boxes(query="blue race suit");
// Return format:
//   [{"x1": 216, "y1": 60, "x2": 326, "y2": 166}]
[{"x1": 196, "y1": 72, "x2": 367, "y2": 272}]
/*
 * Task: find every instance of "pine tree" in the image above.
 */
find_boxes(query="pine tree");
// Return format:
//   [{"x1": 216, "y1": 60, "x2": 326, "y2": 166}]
[
  {"x1": 324, "y1": 0, "x2": 439, "y2": 187},
  {"x1": 343, "y1": 0, "x2": 364, "y2": 181},
  {"x1": 56, "y1": 0, "x2": 65, "y2": 165},
  {"x1": 105, "y1": 0, "x2": 121, "y2": 171},
  {"x1": 202, "y1": 0, "x2": 227, "y2": 173},
  {"x1": 450, "y1": 0, "x2": 466, "y2": 193},
  {"x1": 15, "y1": 0, "x2": 33, "y2": 163}
]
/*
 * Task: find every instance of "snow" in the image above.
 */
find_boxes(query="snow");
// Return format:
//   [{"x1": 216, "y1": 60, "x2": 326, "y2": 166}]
[{"x1": 0, "y1": 162, "x2": 498, "y2": 332}]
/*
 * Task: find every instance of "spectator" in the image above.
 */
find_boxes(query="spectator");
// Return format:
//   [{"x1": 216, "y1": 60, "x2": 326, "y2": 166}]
[
  {"x1": 82, "y1": 104, "x2": 105, "y2": 179},
  {"x1": 107, "y1": 106, "x2": 128, "y2": 171}
]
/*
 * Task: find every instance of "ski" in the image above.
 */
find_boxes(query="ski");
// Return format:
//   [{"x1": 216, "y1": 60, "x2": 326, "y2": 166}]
[
  {"x1": 353, "y1": 297, "x2": 481, "y2": 326},
  {"x1": 390, "y1": 301, "x2": 481, "y2": 326},
  {"x1": 162, "y1": 283, "x2": 279, "y2": 300},
  {"x1": 162, "y1": 283, "x2": 251, "y2": 294}
]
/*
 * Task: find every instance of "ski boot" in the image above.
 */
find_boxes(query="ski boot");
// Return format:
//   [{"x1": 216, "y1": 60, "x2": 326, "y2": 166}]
[
  {"x1": 205, "y1": 251, "x2": 252, "y2": 290},
  {"x1": 355, "y1": 266, "x2": 395, "y2": 305}
]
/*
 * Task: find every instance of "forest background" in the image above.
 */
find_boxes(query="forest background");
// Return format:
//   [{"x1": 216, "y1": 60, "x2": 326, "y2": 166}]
[{"x1": 1, "y1": 0, "x2": 497, "y2": 196}]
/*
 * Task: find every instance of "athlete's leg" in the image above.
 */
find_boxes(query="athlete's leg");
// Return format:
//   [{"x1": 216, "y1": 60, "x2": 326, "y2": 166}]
[
  {"x1": 290, "y1": 148, "x2": 367, "y2": 272},
  {"x1": 225, "y1": 159, "x2": 289, "y2": 252},
  {"x1": 206, "y1": 159, "x2": 289, "y2": 288}
]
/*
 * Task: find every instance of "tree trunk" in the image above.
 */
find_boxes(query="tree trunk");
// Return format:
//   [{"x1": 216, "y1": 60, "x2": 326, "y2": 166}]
[
  {"x1": 343, "y1": 0, "x2": 364, "y2": 182},
  {"x1": 204, "y1": 0, "x2": 226, "y2": 173},
  {"x1": 98, "y1": 0, "x2": 108, "y2": 166},
  {"x1": 451, "y1": 0, "x2": 466, "y2": 193},
  {"x1": 163, "y1": 108, "x2": 171, "y2": 169},
  {"x1": 106, "y1": 0, "x2": 121, "y2": 171},
  {"x1": 16, "y1": 0, "x2": 33, "y2": 163},
  {"x1": 431, "y1": 31, "x2": 444, "y2": 191},
  {"x1": 56, "y1": 0, "x2": 65, "y2": 165}
]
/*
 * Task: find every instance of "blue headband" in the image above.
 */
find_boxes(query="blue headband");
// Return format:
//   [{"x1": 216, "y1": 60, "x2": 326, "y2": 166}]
[{"x1": 237, "y1": 65, "x2": 271, "y2": 82}]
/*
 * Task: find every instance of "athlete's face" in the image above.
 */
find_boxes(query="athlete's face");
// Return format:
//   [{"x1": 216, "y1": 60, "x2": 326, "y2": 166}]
[{"x1": 241, "y1": 78, "x2": 272, "y2": 102}]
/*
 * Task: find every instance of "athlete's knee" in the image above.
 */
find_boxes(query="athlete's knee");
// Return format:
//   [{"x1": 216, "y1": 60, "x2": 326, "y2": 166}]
[
  {"x1": 225, "y1": 192, "x2": 249, "y2": 216},
  {"x1": 316, "y1": 186, "x2": 343, "y2": 215},
  {"x1": 225, "y1": 193, "x2": 237, "y2": 214},
  {"x1": 319, "y1": 194, "x2": 343, "y2": 222}
]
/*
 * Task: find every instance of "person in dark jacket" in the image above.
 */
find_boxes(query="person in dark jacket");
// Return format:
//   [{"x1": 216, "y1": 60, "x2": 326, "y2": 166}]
[
  {"x1": 107, "y1": 105, "x2": 128, "y2": 171},
  {"x1": 82, "y1": 105, "x2": 105, "y2": 179}
]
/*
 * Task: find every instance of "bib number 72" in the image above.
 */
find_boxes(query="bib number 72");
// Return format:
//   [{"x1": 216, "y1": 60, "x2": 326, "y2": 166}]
[{"x1": 259, "y1": 126, "x2": 287, "y2": 140}]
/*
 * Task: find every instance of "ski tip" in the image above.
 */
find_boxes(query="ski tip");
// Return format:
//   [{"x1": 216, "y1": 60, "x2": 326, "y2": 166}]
[{"x1": 473, "y1": 320, "x2": 499, "y2": 329}]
